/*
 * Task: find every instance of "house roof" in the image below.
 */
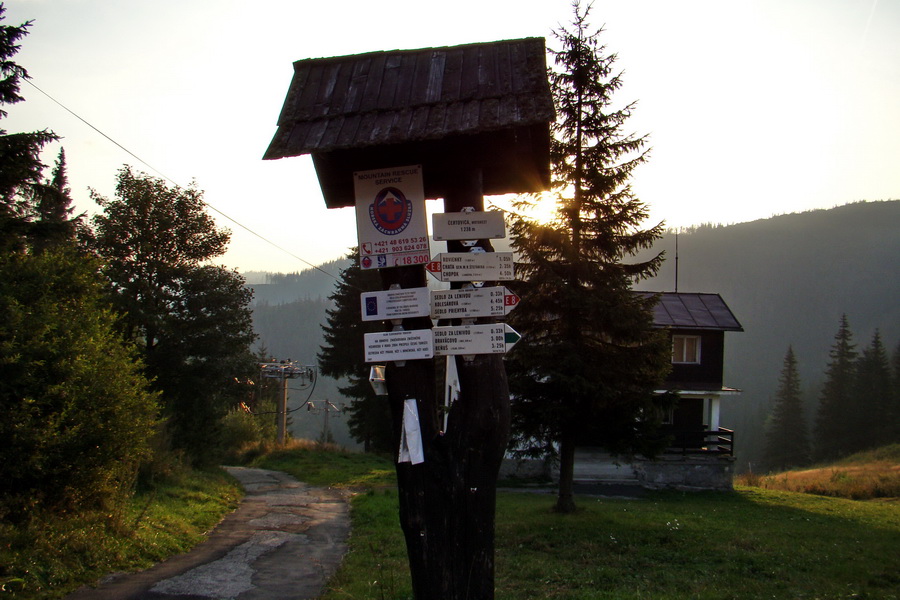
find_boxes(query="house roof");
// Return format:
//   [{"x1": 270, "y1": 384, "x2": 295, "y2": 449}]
[
  {"x1": 263, "y1": 37, "x2": 555, "y2": 159},
  {"x1": 639, "y1": 292, "x2": 744, "y2": 332}
]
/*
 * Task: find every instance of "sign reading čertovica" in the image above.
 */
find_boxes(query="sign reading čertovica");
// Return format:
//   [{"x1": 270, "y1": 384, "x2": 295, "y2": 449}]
[
  {"x1": 354, "y1": 165, "x2": 430, "y2": 270},
  {"x1": 432, "y1": 210, "x2": 506, "y2": 241}
]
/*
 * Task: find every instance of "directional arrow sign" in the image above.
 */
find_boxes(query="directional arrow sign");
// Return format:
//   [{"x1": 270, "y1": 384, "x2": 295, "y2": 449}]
[
  {"x1": 432, "y1": 211, "x2": 506, "y2": 241},
  {"x1": 432, "y1": 323, "x2": 522, "y2": 356},
  {"x1": 361, "y1": 287, "x2": 430, "y2": 321},
  {"x1": 431, "y1": 286, "x2": 521, "y2": 319},
  {"x1": 364, "y1": 329, "x2": 434, "y2": 362},
  {"x1": 424, "y1": 252, "x2": 514, "y2": 282}
]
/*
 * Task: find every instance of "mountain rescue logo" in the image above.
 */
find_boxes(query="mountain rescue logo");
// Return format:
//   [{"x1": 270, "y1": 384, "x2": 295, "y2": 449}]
[{"x1": 369, "y1": 187, "x2": 412, "y2": 235}]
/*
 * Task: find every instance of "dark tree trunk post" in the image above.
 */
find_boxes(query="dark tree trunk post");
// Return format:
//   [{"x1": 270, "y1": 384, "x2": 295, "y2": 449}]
[
  {"x1": 381, "y1": 166, "x2": 512, "y2": 600},
  {"x1": 555, "y1": 430, "x2": 577, "y2": 513}
]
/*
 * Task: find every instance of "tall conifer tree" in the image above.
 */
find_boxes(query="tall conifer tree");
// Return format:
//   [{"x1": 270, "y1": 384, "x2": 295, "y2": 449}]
[
  {"x1": 506, "y1": 1, "x2": 672, "y2": 513},
  {"x1": 318, "y1": 250, "x2": 392, "y2": 453},
  {"x1": 763, "y1": 346, "x2": 810, "y2": 471},
  {"x1": 891, "y1": 341, "x2": 900, "y2": 444},
  {"x1": 31, "y1": 148, "x2": 78, "y2": 251},
  {"x1": 855, "y1": 330, "x2": 893, "y2": 450},
  {"x1": 814, "y1": 314, "x2": 858, "y2": 461},
  {"x1": 0, "y1": 4, "x2": 58, "y2": 252}
]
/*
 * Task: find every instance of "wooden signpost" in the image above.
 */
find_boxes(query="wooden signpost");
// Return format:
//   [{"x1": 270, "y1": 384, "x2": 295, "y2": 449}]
[{"x1": 265, "y1": 37, "x2": 552, "y2": 600}]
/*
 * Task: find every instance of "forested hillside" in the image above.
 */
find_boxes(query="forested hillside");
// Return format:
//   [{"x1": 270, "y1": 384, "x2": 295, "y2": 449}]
[
  {"x1": 248, "y1": 201, "x2": 899, "y2": 464},
  {"x1": 247, "y1": 256, "x2": 358, "y2": 446}
]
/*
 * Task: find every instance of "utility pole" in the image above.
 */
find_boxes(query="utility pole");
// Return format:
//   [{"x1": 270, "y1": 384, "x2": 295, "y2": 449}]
[
  {"x1": 308, "y1": 399, "x2": 343, "y2": 445},
  {"x1": 259, "y1": 360, "x2": 316, "y2": 446}
]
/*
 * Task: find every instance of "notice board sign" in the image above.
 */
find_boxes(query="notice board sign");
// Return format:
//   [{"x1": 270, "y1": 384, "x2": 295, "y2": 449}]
[
  {"x1": 354, "y1": 165, "x2": 430, "y2": 270},
  {"x1": 364, "y1": 329, "x2": 434, "y2": 362}
]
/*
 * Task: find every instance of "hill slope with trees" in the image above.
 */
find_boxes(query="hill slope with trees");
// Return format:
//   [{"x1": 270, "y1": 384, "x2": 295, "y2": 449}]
[{"x1": 250, "y1": 200, "x2": 899, "y2": 465}]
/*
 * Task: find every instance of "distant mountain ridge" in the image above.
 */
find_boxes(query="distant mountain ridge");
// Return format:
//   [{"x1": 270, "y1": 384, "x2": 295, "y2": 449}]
[
  {"x1": 248, "y1": 200, "x2": 900, "y2": 463},
  {"x1": 246, "y1": 257, "x2": 351, "y2": 305}
]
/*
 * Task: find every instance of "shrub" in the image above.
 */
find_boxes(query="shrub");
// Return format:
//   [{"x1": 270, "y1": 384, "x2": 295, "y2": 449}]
[{"x1": 0, "y1": 249, "x2": 159, "y2": 521}]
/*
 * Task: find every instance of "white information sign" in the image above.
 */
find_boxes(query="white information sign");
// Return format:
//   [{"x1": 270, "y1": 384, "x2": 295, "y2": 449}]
[
  {"x1": 432, "y1": 323, "x2": 522, "y2": 356},
  {"x1": 432, "y1": 211, "x2": 506, "y2": 241},
  {"x1": 355, "y1": 165, "x2": 430, "y2": 270},
  {"x1": 425, "y1": 252, "x2": 515, "y2": 282},
  {"x1": 361, "y1": 288, "x2": 431, "y2": 322},
  {"x1": 364, "y1": 329, "x2": 434, "y2": 362},
  {"x1": 430, "y1": 286, "x2": 520, "y2": 319}
]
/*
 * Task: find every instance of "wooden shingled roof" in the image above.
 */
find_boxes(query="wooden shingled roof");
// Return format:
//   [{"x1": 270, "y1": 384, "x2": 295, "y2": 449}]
[{"x1": 264, "y1": 37, "x2": 554, "y2": 208}]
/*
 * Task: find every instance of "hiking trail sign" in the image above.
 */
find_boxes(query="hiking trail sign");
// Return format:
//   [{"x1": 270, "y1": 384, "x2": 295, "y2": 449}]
[
  {"x1": 432, "y1": 210, "x2": 506, "y2": 241},
  {"x1": 432, "y1": 323, "x2": 521, "y2": 356},
  {"x1": 430, "y1": 286, "x2": 520, "y2": 319},
  {"x1": 424, "y1": 252, "x2": 514, "y2": 282},
  {"x1": 354, "y1": 165, "x2": 430, "y2": 270}
]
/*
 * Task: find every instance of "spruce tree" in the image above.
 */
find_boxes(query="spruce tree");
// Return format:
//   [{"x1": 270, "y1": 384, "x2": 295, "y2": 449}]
[
  {"x1": 317, "y1": 249, "x2": 392, "y2": 453},
  {"x1": 31, "y1": 148, "x2": 78, "y2": 251},
  {"x1": 891, "y1": 341, "x2": 900, "y2": 444},
  {"x1": 506, "y1": 2, "x2": 672, "y2": 513},
  {"x1": 814, "y1": 314, "x2": 859, "y2": 461},
  {"x1": 0, "y1": 4, "x2": 58, "y2": 252},
  {"x1": 855, "y1": 330, "x2": 893, "y2": 450},
  {"x1": 763, "y1": 346, "x2": 811, "y2": 471}
]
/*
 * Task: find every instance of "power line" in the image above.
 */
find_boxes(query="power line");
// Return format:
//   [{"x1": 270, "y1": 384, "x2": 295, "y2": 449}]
[{"x1": 23, "y1": 77, "x2": 341, "y2": 282}]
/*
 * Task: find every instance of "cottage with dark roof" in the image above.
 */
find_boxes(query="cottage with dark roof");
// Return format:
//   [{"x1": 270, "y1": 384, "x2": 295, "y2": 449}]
[{"x1": 641, "y1": 292, "x2": 743, "y2": 453}]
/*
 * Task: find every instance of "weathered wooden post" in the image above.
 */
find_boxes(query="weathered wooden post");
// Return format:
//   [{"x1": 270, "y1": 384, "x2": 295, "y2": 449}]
[{"x1": 264, "y1": 38, "x2": 553, "y2": 599}]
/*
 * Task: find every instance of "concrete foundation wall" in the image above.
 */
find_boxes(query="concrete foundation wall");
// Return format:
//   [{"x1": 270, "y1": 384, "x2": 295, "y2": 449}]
[
  {"x1": 499, "y1": 457, "x2": 556, "y2": 482},
  {"x1": 500, "y1": 452, "x2": 736, "y2": 492},
  {"x1": 633, "y1": 456, "x2": 736, "y2": 492}
]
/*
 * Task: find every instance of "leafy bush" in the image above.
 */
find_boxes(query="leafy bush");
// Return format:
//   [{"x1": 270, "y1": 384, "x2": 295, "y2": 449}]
[
  {"x1": 217, "y1": 399, "x2": 277, "y2": 463},
  {"x1": 0, "y1": 249, "x2": 158, "y2": 520}
]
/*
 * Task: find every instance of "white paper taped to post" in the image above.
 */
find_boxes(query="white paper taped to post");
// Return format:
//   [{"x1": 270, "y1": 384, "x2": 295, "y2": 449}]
[{"x1": 398, "y1": 398, "x2": 424, "y2": 464}]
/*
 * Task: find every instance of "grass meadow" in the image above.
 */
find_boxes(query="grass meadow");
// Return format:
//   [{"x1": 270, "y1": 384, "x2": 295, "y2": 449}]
[
  {"x1": 254, "y1": 444, "x2": 900, "y2": 600},
  {"x1": 3, "y1": 442, "x2": 897, "y2": 599},
  {"x1": 736, "y1": 444, "x2": 900, "y2": 501}
]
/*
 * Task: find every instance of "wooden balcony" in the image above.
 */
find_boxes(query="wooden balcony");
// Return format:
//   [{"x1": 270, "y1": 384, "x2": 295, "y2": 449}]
[{"x1": 664, "y1": 427, "x2": 734, "y2": 457}]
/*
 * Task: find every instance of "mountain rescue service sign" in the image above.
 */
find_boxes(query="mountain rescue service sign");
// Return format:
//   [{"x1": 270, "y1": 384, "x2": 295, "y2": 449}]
[{"x1": 354, "y1": 165, "x2": 430, "y2": 270}]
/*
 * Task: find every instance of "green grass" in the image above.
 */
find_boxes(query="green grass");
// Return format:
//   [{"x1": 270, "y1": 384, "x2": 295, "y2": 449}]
[
  {"x1": 322, "y1": 487, "x2": 900, "y2": 600},
  {"x1": 0, "y1": 468, "x2": 242, "y2": 599},
  {"x1": 249, "y1": 439, "x2": 396, "y2": 489},
  {"x1": 7, "y1": 444, "x2": 897, "y2": 599}
]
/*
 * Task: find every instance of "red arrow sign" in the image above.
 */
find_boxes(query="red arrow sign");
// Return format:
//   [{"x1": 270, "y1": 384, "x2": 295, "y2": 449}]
[
  {"x1": 425, "y1": 261, "x2": 442, "y2": 273},
  {"x1": 504, "y1": 292, "x2": 520, "y2": 307}
]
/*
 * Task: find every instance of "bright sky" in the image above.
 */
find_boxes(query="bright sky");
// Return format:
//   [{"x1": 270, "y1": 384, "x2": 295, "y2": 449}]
[{"x1": 5, "y1": 0, "x2": 898, "y2": 274}]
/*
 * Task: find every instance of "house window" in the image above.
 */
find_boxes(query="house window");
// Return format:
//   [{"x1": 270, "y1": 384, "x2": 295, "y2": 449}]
[{"x1": 672, "y1": 335, "x2": 701, "y2": 364}]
